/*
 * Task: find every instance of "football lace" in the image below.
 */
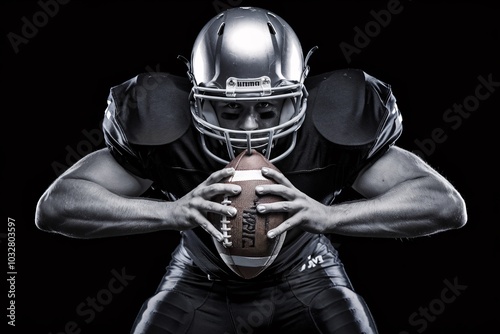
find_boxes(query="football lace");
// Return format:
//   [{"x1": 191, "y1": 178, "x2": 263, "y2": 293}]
[{"x1": 220, "y1": 196, "x2": 233, "y2": 248}]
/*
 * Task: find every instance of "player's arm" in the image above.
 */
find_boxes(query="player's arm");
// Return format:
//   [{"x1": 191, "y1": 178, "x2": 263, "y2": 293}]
[
  {"x1": 334, "y1": 145, "x2": 467, "y2": 237},
  {"x1": 35, "y1": 148, "x2": 239, "y2": 240},
  {"x1": 258, "y1": 145, "x2": 467, "y2": 239}
]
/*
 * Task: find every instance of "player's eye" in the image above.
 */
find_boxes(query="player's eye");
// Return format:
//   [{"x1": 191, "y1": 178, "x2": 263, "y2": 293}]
[
  {"x1": 256, "y1": 102, "x2": 271, "y2": 108},
  {"x1": 226, "y1": 103, "x2": 241, "y2": 109},
  {"x1": 218, "y1": 103, "x2": 242, "y2": 120},
  {"x1": 256, "y1": 102, "x2": 277, "y2": 119}
]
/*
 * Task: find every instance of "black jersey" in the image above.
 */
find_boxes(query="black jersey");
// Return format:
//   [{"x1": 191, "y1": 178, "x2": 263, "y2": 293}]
[{"x1": 102, "y1": 68, "x2": 402, "y2": 279}]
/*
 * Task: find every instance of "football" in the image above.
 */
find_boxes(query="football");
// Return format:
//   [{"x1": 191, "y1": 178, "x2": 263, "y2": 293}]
[{"x1": 208, "y1": 149, "x2": 287, "y2": 279}]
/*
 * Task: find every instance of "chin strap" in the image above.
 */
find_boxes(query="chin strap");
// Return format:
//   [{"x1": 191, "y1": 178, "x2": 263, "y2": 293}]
[
  {"x1": 301, "y1": 45, "x2": 319, "y2": 83},
  {"x1": 177, "y1": 54, "x2": 196, "y2": 85}
]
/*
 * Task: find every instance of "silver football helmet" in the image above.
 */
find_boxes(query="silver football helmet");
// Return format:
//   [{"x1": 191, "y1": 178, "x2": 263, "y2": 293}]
[{"x1": 180, "y1": 7, "x2": 317, "y2": 164}]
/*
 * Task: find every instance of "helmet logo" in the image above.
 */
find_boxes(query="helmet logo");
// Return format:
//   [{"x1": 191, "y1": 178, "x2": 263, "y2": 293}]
[{"x1": 225, "y1": 76, "x2": 272, "y2": 97}]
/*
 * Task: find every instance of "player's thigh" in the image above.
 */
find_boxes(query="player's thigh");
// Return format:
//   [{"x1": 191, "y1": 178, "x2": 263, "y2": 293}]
[
  {"x1": 282, "y1": 237, "x2": 378, "y2": 333},
  {"x1": 130, "y1": 287, "x2": 232, "y2": 334},
  {"x1": 309, "y1": 285, "x2": 378, "y2": 334}
]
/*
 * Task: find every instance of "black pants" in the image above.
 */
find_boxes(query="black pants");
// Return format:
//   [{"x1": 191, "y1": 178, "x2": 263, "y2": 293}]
[{"x1": 131, "y1": 235, "x2": 378, "y2": 334}]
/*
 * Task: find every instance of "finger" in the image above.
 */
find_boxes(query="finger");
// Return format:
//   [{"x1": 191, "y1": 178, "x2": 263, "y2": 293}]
[
  {"x1": 197, "y1": 183, "x2": 241, "y2": 200},
  {"x1": 255, "y1": 184, "x2": 294, "y2": 200},
  {"x1": 194, "y1": 214, "x2": 224, "y2": 242},
  {"x1": 209, "y1": 202, "x2": 238, "y2": 218},
  {"x1": 261, "y1": 167, "x2": 294, "y2": 187},
  {"x1": 267, "y1": 217, "x2": 297, "y2": 239},
  {"x1": 190, "y1": 197, "x2": 238, "y2": 217},
  {"x1": 205, "y1": 167, "x2": 235, "y2": 185},
  {"x1": 256, "y1": 201, "x2": 293, "y2": 214}
]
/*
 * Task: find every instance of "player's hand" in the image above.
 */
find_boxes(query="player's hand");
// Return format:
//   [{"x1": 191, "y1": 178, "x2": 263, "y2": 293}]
[
  {"x1": 255, "y1": 167, "x2": 331, "y2": 238},
  {"x1": 168, "y1": 167, "x2": 241, "y2": 241}
]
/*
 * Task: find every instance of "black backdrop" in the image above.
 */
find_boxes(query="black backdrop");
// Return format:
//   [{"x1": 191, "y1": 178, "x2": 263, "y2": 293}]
[{"x1": 2, "y1": 1, "x2": 499, "y2": 333}]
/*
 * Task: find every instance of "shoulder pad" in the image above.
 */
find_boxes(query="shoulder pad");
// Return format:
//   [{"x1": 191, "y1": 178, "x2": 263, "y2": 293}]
[
  {"x1": 103, "y1": 72, "x2": 191, "y2": 146},
  {"x1": 309, "y1": 68, "x2": 402, "y2": 157}
]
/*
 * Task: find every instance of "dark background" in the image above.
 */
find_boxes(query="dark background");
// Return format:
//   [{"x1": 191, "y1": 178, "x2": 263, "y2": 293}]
[{"x1": 2, "y1": 0, "x2": 499, "y2": 333}]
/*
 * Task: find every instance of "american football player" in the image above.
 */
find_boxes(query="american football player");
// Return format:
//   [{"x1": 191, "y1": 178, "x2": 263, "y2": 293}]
[{"x1": 35, "y1": 7, "x2": 467, "y2": 333}]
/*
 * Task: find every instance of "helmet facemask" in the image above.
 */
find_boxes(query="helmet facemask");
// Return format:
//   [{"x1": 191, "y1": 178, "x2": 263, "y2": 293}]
[{"x1": 181, "y1": 7, "x2": 316, "y2": 164}]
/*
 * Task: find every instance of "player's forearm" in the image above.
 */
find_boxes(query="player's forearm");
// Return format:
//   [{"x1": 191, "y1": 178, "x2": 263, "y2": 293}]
[
  {"x1": 35, "y1": 178, "x2": 171, "y2": 239},
  {"x1": 328, "y1": 175, "x2": 467, "y2": 238}
]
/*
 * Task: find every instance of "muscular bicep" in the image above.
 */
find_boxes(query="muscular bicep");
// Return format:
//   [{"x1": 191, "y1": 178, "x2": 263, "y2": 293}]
[
  {"x1": 352, "y1": 146, "x2": 432, "y2": 198},
  {"x1": 60, "y1": 148, "x2": 153, "y2": 196}
]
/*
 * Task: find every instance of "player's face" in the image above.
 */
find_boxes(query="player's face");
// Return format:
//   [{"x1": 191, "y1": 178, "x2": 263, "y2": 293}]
[{"x1": 212, "y1": 99, "x2": 284, "y2": 131}]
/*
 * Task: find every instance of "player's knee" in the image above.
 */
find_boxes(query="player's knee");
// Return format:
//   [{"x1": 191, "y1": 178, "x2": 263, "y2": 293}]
[
  {"x1": 309, "y1": 286, "x2": 378, "y2": 334},
  {"x1": 131, "y1": 290, "x2": 195, "y2": 334}
]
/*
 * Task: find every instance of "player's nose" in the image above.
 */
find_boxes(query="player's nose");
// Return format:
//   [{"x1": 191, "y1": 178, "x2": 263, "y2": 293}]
[{"x1": 239, "y1": 111, "x2": 259, "y2": 130}]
